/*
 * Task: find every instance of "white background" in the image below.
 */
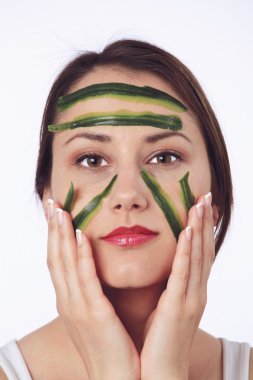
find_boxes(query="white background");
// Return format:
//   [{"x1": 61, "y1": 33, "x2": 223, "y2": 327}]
[{"x1": 0, "y1": 0, "x2": 253, "y2": 346}]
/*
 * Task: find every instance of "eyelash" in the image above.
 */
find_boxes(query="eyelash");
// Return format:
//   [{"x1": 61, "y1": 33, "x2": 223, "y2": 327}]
[{"x1": 73, "y1": 150, "x2": 182, "y2": 173}]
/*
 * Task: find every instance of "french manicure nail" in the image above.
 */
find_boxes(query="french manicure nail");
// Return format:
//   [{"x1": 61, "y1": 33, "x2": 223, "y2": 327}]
[
  {"x1": 196, "y1": 202, "x2": 203, "y2": 218},
  {"x1": 47, "y1": 198, "x2": 54, "y2": 219},
  {"x1": 186, "y1": 225, "x2": 192, "y2": 241},
  {"x1": 76, "y1": 229, "x2": 83, "y2": 246},
  {"x1": 56, "y1": 208, "x2": 63, "y2": 226},
  {"x1": 205, "y1": 192, "x2": 212, "y2": 206}
]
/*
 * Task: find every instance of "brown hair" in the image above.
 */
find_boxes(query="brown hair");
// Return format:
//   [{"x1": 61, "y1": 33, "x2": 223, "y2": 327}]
[{"x1": 35, "y1": 38, "x2": 233, "y2": 257}]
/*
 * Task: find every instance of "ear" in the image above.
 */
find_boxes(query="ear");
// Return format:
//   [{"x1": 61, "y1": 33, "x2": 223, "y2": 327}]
[{"x1": 42, "y1": 186, "x2": 54, "y2": 221}]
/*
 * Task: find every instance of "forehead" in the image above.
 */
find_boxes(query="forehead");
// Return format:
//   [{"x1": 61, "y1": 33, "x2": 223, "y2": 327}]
[
  {"x1": 67, "y1": 66, "x2": 185, "y2": 106},
  {"x1": 53, "y1": 66, "x2": 201, "y2": 144}
]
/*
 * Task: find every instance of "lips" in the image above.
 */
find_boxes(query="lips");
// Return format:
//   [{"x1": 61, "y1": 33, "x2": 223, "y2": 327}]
[{"x1": 101, "y1": 225, "x2": 158, "y2": 238}]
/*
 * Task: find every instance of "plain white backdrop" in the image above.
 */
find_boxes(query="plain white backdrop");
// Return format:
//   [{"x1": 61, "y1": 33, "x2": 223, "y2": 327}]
[{"x1": 0, "y1": 0, "x2": 252, "y2": 346}]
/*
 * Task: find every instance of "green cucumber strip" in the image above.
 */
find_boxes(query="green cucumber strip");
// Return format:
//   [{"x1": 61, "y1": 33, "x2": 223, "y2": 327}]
[
  {"x1": 140, "y1": 169, "x2": 183, "y2": 240},
  {"x1": 73, "y1": 174, "x2": 118, "y2": 231},
  {"x1": 179, "y1": 171, "x2": 195, "y2": 212},
  {"x1": 48, "y1": 112, "x2": 182, "y2": 132},
  {"x1": 62, "y1": 182, "x2": 75, "y2": 213},
  {"x1": 56, "y1": 82, "x2": 187, "y2": 112}
]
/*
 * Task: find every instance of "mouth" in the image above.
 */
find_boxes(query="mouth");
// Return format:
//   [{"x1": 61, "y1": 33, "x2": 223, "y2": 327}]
[
  {"x1": 100, "y1": 233, "x2": 158, "y2": 247},
  {"x1": 100, "y1": 225, "x2": 159, "y2": 247}
]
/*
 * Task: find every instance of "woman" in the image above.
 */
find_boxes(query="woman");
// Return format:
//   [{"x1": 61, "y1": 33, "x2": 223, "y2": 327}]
[{"x1": 0, "y1": 39, "x2": 252, "y2": 380}]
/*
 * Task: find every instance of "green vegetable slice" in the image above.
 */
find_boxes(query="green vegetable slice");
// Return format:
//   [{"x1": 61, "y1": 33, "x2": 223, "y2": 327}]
[
  {"x1": 62, "y1": 182, "x2": 75, "y2": 213},
  {"x1": 56, "y1": 82, "x2": 187, "y2": 112},
  {"x1": 179, "y1": 171, "x2": 195, "y2": 212},
  {"x1": 73, "y1": 174, "x2": 118, "y2": 231},
  {"x1": 140, "y1": 168, "x2": 183, "y2": 240},
  {"x1": 48, "y1": 111, "x2": 182, "y2": 132}
]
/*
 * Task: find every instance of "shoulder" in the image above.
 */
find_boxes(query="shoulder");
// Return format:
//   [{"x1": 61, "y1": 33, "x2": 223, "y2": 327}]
[
  {"x1": 189, "y1": 328, "x2": 223, "y2": 380},
  {"x1": 0, "y1": 367, "x2": 8, "y2": 380},
  {"x1": 249, "y1": 347, "x2": 253, "y2": 380},
  {"x1": 17, "y1": 318, "x2": 67, "y2": 378},
  {"x1": 17, "y1": 317, "x2": 88, "y2": 380}
]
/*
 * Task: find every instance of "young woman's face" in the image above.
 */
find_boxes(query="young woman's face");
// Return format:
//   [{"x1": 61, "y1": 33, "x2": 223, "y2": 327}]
[{"x1": 44, "y1": 66, "x2": 213, "y2": 289}]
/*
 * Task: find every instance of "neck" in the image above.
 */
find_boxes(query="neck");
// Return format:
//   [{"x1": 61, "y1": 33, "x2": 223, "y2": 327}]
[{"x1": 102, "y1": 280, "x2": 167, "y2": 352}]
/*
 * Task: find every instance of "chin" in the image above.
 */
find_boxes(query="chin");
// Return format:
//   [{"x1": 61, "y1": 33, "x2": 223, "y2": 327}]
[
  {"x1": 98, "y1": 263, "x2": 170, "y2": 290},
  {"x1": 90, "y1": 237, "x2": 175, "y2": 289}
]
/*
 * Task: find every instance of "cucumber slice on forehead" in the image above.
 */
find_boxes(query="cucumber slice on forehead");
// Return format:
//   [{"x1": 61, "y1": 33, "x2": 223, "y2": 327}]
[
  {"x1": 56, "y1": 82, "x2": 187, "y2": 112},
  {"x1": 48, "y1": 112, "x2": 183, "y2": 132}
]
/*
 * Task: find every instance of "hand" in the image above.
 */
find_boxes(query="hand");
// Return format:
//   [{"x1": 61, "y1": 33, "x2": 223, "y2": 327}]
[
  {"x1": 46, "y1": 199, "x2": 140, "y2": 380},
  {"x1": 140, "y1": 192, "x2": 215, "y2": 380}
]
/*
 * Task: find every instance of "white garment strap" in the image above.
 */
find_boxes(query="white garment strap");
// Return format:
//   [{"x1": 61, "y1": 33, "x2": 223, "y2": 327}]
[
  {"x1": 219, "y1": 337, "x2": 251, "y2": 380},
  {"x1": 0, "y1": 339, "x2": 32, "y2": 380}
]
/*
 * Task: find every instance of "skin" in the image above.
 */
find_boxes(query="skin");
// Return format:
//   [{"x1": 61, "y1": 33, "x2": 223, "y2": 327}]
[{"x1": 16, "y1": 66, "x2": 228, "y2": 380}]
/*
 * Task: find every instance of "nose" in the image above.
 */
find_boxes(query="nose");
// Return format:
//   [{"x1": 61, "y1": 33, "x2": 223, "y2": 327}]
[{"x1": 107, "y1": 168, "x2": 148, "y2": 213}]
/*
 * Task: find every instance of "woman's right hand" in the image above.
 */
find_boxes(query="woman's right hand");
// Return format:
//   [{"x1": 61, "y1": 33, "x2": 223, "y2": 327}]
[{"x1": 46, "y1": 199, "x2": 140, "y2": 380}]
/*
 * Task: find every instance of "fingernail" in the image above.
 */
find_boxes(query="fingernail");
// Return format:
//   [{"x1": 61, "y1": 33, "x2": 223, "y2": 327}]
[
  {"x1": 76, "y1": 229, "x2": 83, "y2": 246},
  {"x1": 186, "y1": 225, "x2": 192, "y2": 241},
  {"x1": 56, "y1": 208, "x2": 63, "y2": 226},
  {"x1": 196, "y1": 202, "x2": 203, "y2": 218},
  {"x1": 47, "y1": 198, "x2": 54, "y2": 219},
  {"x1": 205, "y1": 192, "x2": 212, "y2": 207}
]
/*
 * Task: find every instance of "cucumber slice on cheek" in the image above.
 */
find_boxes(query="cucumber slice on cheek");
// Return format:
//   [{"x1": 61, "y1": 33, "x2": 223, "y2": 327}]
[
  {"x1": 140, "y1": 169, "x2": 195, "y2": 240},
  {"x1": 140, "y1": 169, "x2": 183, "y2": 241},
  {"x1": 62, "y1": 175, "x2": 118, "y2": 231},
  {"x1": 62, "y1": 170, "x2": 194, "y2": 241},
  {"x1": 62, "y1": 181, "x2": 75, "y2": 212},
  {"x1": 179, "y1": 171, "x2": 195, "y2": 212}
]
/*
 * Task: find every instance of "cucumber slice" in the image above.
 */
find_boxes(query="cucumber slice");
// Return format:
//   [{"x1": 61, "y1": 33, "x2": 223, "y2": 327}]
[
  {"x1": 62, "y1": 171, "x2": 194, "y2": 241},
  {"x1": 179, "y1": 171, "x2": 195, "y2": 212},
  {"x1": 48, "y1": 111, "x2": 182, "y2": 132},
  {"x1": 56, "y1": 82, "x2": 187, "y2": 112},
  {"x1": 73, "y1": 174, "x2": 117, "y2": 230},
  {"x1": 140, "y1": 169, "x2": 183, "y2": 240},
  {"x1": 62, "y1": 182, "x2": 75, "y2": 213}
]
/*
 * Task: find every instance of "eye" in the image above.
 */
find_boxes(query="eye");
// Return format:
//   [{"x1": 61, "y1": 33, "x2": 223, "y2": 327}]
[
  {"x1": 148, "y1": 150, "x2": 181, "y2": 166},
  {"x1": 74, "y1": 152, "x2": 108, "y2": 171},
  {"x1": 73, "y1": 149, "x2": 182, "y2": 172}
]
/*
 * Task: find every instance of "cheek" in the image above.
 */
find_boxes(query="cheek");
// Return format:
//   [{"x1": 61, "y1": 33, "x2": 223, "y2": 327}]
[
  {"x1": 151, "y1": 162, "x2": 212, "y2": 227},
  {"x1": 50, "y1": 149, "x2": 100, "y2": 208},
  {"x1": 189, "y1": 160, "x2": 212, "y2": 198}
]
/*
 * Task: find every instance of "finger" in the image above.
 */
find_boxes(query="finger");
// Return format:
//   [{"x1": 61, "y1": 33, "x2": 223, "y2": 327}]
[
  {"x1": 185, "y1": 201, "x2": 203, "y2": 301},
  {"x1": 75, "y1": 229, "x2": 105, "y2": 308},
  {"x1": 47, "y1": 199, "x2": 68, "y2": 301},
  {"x1": 200, "y1": 192, "x2": 215, "y2": 288},
  {"x1": 55, "y1": 207, "x2": 83, "y2": 302},
  {"x1": 165, "y1": 225, "x2": 192, "y2": 307}
]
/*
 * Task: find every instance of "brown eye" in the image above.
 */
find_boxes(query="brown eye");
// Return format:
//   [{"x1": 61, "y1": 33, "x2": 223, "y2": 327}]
[
  {"x1": 75, "y1": 153, "x2": 108, "y2": 170},
  {"x1": 85, "y1": 156, "x2": 102, "y2": 168},
  {"x1": 149, "y1": 151, "x2": 181, "y2": 166}
]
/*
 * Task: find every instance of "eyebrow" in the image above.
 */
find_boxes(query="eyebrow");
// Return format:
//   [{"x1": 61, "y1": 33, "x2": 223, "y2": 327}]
[{"x1": 64, "y1": 130, "x2": 192, "y2": 145}]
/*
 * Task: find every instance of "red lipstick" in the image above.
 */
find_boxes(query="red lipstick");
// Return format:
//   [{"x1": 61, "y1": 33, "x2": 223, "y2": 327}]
[{"x1": 100, "y1": 225, "x2": 159, "y2": 247}]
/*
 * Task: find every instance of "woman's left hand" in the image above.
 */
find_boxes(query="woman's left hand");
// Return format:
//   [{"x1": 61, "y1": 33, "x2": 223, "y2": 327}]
[{"x1": 140, "y1": 192, "x2": 215, "y2": 380}]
